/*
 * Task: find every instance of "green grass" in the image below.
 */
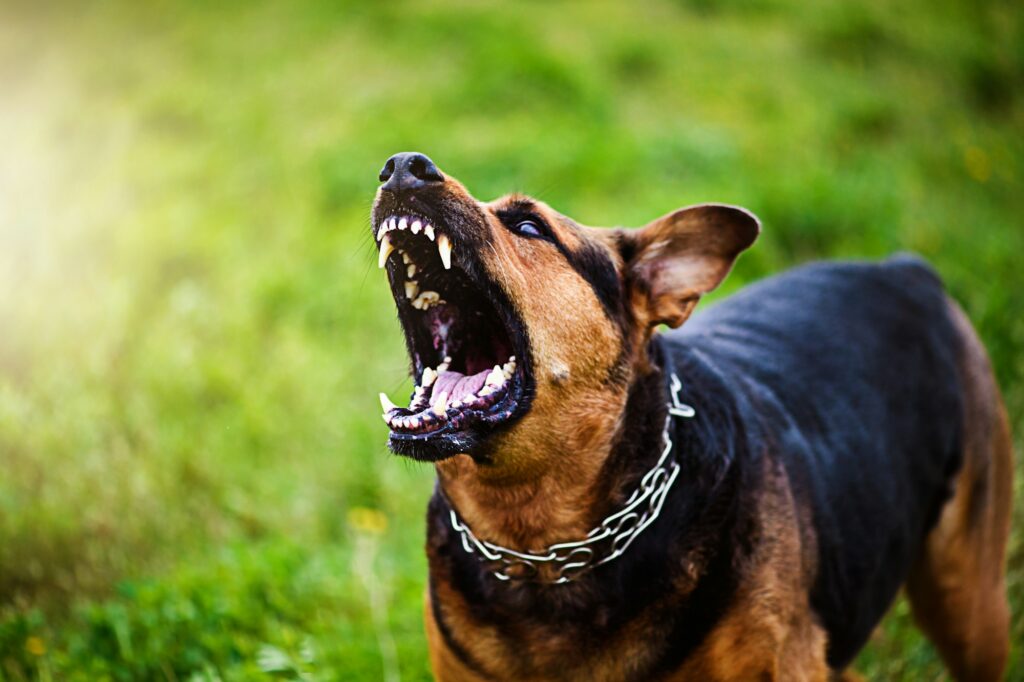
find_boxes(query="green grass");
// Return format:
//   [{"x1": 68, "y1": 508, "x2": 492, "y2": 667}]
[{"x1": 0, "y1": 0, "x2": 1021, "y2": 679}]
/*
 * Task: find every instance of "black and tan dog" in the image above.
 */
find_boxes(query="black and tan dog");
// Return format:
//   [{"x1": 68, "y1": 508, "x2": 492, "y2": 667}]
[{"x1": 370, "y1": 152, "x2": 1013, "y2": 681}]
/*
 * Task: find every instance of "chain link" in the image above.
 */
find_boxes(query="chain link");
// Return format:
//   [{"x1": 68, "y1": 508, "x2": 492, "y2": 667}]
[{"x1": 446, "y1": 372, "x2": 694, "y2": 584}]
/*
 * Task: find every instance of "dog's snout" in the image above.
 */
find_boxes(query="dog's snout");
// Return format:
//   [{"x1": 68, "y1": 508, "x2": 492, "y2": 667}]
[{"x1": 379, "y1": 152, "x2": 444, "y2": 194}]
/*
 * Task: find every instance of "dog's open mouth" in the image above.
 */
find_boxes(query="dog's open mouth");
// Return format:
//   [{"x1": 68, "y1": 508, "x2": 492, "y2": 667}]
[{"x1": 374, "y1": 213, "x2": 530, "y2": 460}]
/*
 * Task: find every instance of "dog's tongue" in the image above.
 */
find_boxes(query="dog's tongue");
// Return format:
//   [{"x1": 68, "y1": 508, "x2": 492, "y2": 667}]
[{"x1": 434, "y1": 369, "x2": 488, "y2": 404}]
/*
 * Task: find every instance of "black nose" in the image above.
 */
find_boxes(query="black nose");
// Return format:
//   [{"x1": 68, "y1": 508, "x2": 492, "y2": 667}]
[{"x1": 378, "y1": 152, "x2": 444, "y2": 194}]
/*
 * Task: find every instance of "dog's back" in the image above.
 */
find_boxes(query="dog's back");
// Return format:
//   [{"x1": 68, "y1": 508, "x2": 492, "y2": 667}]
[{"x1": 669, "y1": 254, "x2": 1010, "y2": 672}]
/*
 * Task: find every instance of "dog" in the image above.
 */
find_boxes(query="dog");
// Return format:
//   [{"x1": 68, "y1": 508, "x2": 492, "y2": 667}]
[{"x1": 370, "y1": 152, "x2": 1013, "y2": 681}]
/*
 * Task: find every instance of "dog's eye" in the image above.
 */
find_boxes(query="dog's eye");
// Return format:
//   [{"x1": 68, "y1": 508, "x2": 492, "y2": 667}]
[{"x1": 515, "y1": 220, "x2": 543, "y2": 238}]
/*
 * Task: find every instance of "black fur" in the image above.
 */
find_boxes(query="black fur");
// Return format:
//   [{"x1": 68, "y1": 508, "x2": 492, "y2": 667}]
[
  {"x1": 672, "y1": 255, "x2": 963, "y2": 668},
  {"x1": 427, "y1": 255, "x2": 964, "y2": 675}
]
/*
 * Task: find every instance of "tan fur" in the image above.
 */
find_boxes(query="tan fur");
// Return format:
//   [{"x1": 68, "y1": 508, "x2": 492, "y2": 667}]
[
  {"x1": 667, "y1": 459, "x2": 829, "y2": 682},
  {"x1": 903, "y1": 298, "x2": 1013, "y2": 682},
  {"x1": 428, "y1": 455, "x2": 835, "y2": 681},
  {"x1": 387, "y1": 171, "x2": 1012, "y2": 681},
  {"x1": 437, "y1": 198, "x2": 630, "y2": 560}
]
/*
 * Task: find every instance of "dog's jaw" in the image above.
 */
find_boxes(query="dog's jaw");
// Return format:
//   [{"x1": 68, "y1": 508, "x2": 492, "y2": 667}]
[{"x1": 372, "y1": 193, "x2": 536, "y2": 462}]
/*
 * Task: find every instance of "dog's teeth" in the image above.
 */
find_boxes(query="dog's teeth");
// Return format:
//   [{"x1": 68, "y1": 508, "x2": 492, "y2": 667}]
[
  {"x1": 376, "y1": 222, "x2": 389, "y2": 241},
  {"x1": 424, "y1": 224, "x2": 435, "y2": 241},
  {"x1": 402, "y1": 252, "x2": 412, "y2": 265},
  {"x1": 378, "y1": 234, "x2": 394, "y2": 268},
  {"x1": 379, "y1": 392, "x2": 399, "y2": 412},
  {"x1": 413, "y1": 290, "x2": 440, "y2": 309},
  {"x1": 437, "y1": 356, "x2": 451, "y2": 373},
  {"x1": 410, "y1": 219, "x2": 422, "y2": 234},
  {"x1": 432, "y1": 391, "x2": 449, "y2": 416},
  {"x1": 421, "y1": 367, "x2": 437, "y2": 387},
  {"x1": 388, "y1": 217, "x2": 398, "y2": 231},
  {"x1": 485, "y1": 365, "x2": 505, "y2": 387},
  {"x1": 437, "y1": 234, "x2": 452, "y2": 269},
  {"x1": 381, "y1": 413, "x2": 391, "y2": 424},
  {"x1": 479, "y1": 385, "x2": 495, "y2": 397},
  {"x1": 405, "y1": 280, "x2": 419, "y2": 300},
  {"x1": 407, "y1": 263, "x2": 417, "y2": 278},
  {"x1": 398, "y1": 217, "x2": 408, "y2": 230}
]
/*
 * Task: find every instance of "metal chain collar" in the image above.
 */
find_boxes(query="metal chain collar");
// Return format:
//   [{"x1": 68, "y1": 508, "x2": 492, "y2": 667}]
[{"x1": 446, "y1": 373, "x2": 695, "y2": 585}]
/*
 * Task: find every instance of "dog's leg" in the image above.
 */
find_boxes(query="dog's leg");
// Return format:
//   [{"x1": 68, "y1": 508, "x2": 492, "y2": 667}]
[{"x1": 904, "y1": 300, "x2": 1013, "y2": 682}]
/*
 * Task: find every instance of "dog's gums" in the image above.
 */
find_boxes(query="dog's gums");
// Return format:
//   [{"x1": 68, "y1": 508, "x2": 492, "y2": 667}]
[{"x1": 374, "y1": 211, "x2": 529, "y2": 458}]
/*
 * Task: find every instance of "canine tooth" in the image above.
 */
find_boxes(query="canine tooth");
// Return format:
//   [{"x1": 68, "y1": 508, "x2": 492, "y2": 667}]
[
  {"x1": 421, "y1": 367, "x2": 437, "y2": 386},
  {"x1": 379, "y1": 392, "x2": 399, "y2": 412},
  {"x1": 398, "y1": 217, "x2": 408, "y2": 230},
  {"x1": 407, "y1": 263, "x2": 417, "y2": 278},
  {"x1": 424, "y1": 225, "x2": 435, "y2": 241},
  {"x1": 437, "y1": 234, "x2": 452, "y2": 269},
  {"x1": 376, "y1": 222, "x2": 389, "y2": 240},
  {"x1": 378, "y1": 234, "x2": 394, "y2": 268},
  {"x1": 485, "y1": 365, "x2": 504, "y2": 387},
  {"x1": 402, "y1": 252, "x2": 411, "y2": 264},
  {"x1": 405, "y1": 280, "x2": 419, "y2": 300},
  {"x1": 432, "y1": 391, "x2": 449, "y2": 416},
  {"x1": 411, "y1": 219, "x2": 422, "y2": 234},
  {"x1": 381, "y1": 413, "x2": 391, "y2": 424}
]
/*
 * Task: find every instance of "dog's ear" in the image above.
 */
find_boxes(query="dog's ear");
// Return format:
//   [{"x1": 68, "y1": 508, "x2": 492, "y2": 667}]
[{"x1": 615, "y1": 204, "x2": 760, "y2": 330}]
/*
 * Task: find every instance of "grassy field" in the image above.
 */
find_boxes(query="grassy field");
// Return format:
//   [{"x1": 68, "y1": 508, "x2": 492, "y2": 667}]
[{"x1": 0, "y1": 0, "x2": 1021, "y2": 679}]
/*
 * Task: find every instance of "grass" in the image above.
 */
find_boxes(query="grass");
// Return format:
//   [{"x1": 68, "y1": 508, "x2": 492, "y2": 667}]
[{"x1": 0, "y1": 0, "x2": 1021, "y2": 679}]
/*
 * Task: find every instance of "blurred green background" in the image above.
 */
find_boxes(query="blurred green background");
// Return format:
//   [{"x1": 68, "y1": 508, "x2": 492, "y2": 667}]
[{"x1": 0, "y1": 0, "x2": 1021, "y2": 679}]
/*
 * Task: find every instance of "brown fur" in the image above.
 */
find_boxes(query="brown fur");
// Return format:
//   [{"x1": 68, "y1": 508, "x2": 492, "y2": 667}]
[
  {"x1": 373, "y1": 168, "x2": 1012, "y2": 680},
  {"x1": 903, "y1": 299, "x2": 1014, "y2": 681}
]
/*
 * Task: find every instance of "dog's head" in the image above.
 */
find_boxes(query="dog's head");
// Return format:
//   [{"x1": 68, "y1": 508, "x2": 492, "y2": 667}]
[{"x1": 372, "y1": 152, "x2": 759, "y2": 471}]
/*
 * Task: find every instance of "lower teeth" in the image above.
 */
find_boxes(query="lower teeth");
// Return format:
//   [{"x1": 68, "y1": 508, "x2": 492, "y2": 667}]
[{"x1": 382, "y1": 354, "x2": 517, "y2": 432}]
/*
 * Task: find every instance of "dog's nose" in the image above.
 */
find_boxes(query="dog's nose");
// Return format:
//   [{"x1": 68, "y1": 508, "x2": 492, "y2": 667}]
[{"x1": 379, "y1": 152, "x2": 444, "y2": 194}]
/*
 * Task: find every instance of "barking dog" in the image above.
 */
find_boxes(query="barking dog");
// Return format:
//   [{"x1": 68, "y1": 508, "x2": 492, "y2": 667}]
[{"x1": 371, "y1": 152, "x2": 1013, "y2": 681}]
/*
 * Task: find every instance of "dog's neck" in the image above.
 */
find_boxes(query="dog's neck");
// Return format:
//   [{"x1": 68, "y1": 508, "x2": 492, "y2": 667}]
[{"x1": 433, "y1": 362, "x2": 668, "y2": 556}]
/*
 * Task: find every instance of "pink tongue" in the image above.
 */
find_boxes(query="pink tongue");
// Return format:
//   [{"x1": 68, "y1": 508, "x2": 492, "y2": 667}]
[{"x1": 434, "y1": 369, "x2": 489, "y2": 403}]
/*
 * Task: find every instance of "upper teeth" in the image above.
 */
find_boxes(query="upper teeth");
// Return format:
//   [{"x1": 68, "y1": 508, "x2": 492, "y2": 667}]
[
  {"x1": 375, "y1": 214, "x2": 452, "y2": 270},
  {"x1": 436, "y1": 234, "x2": 452, "y2": 270},
  {"x1": 377, "y1": 234, "x2": 394, "y2": 268}
]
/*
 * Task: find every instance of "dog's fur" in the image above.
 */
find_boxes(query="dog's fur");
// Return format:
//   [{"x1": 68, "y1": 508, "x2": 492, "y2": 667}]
[{"x1": 372, "y1": 156, "x2": 1013, "y2": 681}]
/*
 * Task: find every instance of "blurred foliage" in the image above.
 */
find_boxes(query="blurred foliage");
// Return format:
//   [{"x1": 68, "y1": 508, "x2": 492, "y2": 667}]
[{"x1": 0, "y1": 0, "x2": 1021, "y2": 679}]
